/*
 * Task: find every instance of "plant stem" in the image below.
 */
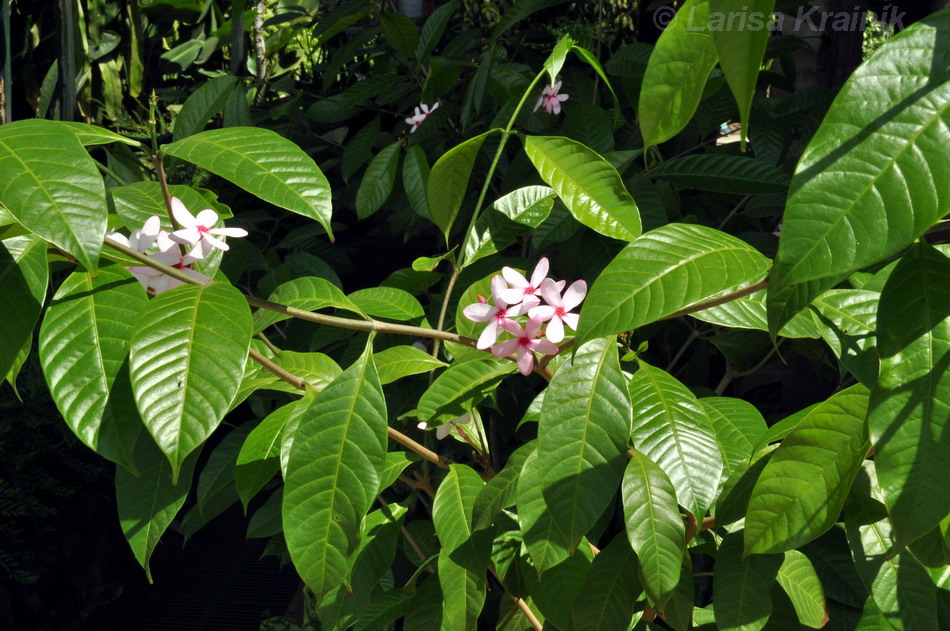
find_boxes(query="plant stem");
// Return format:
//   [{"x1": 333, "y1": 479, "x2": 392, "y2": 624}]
[
  {"x1": 387, "y1": 427, "x2": 452, "y2": 470},
  {"x1": 249, "y1": 347, "x2": 309, "y2": 391},
  {"x1": 661, "y1": 279, "x2": 768, "y2": 321}
]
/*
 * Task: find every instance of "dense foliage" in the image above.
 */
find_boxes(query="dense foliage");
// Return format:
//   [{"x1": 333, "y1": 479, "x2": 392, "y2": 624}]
[{"x1": 1, "y1": 1, "x2": 949, "y2": 630}]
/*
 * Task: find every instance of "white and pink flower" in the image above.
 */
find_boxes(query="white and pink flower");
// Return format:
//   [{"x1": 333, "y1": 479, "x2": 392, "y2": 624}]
[
  {"x1": 169, "y1": 197, "x2": 248, "y2": 259},
  {"x1": 462, "y1": 275, "x2": 525, "y2": 349},
  {"x1": 405, "y1": 102, "x2": 439, "y2": 133},
  {"x1": 533, "y1": 81, "x2": 569, "y2": 115},
  {"x1": 528, "y1": 278, "x2": 588, "y2": 343},
  {"x1": 491, "y1": 317, "x2": 560, "y2": 376}
]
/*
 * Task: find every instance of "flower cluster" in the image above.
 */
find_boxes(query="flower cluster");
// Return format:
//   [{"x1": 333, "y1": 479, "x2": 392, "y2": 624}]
[
  {"x1": 463, "y1": 258, "x2": 587, "y2": 376},
  {"x1": 107, "y1": 197, "x2": 247, "y2": 294},
  {"x1": 533, "y1": 81, "x2": 569, "y2": 115},
  {"x1": 405, "y1": 102, "x2": 439, "y2": 133}
]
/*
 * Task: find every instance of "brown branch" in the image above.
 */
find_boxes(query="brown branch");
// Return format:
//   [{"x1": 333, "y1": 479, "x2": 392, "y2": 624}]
[
  {"x1": 388, "y1": 427, "x2": 452, "y2": 470},
  {"x1": 661, "y1": 279, "x2": 768, "y2": 321},
  {"x1": 249, "y1": 347, "x2": 309, "y2": 391}
]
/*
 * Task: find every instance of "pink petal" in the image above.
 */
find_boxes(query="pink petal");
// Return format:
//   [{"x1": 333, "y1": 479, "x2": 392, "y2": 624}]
[
  {"x1": 496, "y1": 287, "x2": 526, "y2": 306},
  {"x1": 501, "y1": 267, "x2": 529, "y2": 289},
  {"x1": 516, "y1": 348, "x2": 534, "y2": 376},
  {"x1": 128, "y1": 266, "x2": 162, "y2": 278},
  {"x1": 491, "y1": 338, "x2": 520, "y2": 358},
  {"x1": 184, "y1": 239, "x2": 213, "y2": 262},
  {"x1": 521, "y1": 295, "x2": 541, "y2": 312},
  {"x1": 552, "y1": 100, "x2": 562, "y2": 115},
  {"x1": 552, "y1": 80, "x2": 562, "y2": 93},
  {"x1": 463, "y1": 303, "x2": 495, "y2": 322},
  {"x1": 561, "y1": 312, "x2": 580, "y2": 331},
  {"x1": 170, "y1": 227, "x2": 201, "y2": 245},
  {"x1": 405, "y1": 116, "x2": 416, "y2": 126},
  {"x1": 533, "y1": 96, "x2": 544, "y2": 113},
  {"x1": 195, "y1": 208, "x2": 219, "y2": 228},
  {"x1": 491, "y1": 275, "x2": 513, "y2": 306},
  {"x1": 562, "y1": 280, "x2": 588, "y2": 311},
  {"x1": 203, "y1": 232, "x2": 230, "y2": 251},
  {"x1": 556, "y1": 280, "x2": 566, "y2": 291},
  {"x1": 545, "y1": 316, "x2": 565, "y2": 343},
  {"x1": 532, "y1": 339, "x2": 560, "y2": 355},
  {"x1": 525, "y1": 316, "x2": 543, "y2": 339},
  {"x1": 107, "y1": 232, "x2": 131, "y2": 248},
  {"x1": 538, "y1": 278, "x2": 563, "y2": 307},
  {"x1": 477, "y1": 320, "x2": 500, "y2": 350},
  {"x1": 211, "y1": 226, "x2": 248, "y2": 238},
  {"x1": 128, "y1": 269, "x2": 153, "y2": 289},
  {"x1": 501, "y1": 319, "x2": 525, "y2": 337},
  {"x1": 557, "y1": 93, "x2": 569, "y2": 102},
  {"x1": 529, "y1": 257, "x2": 549, "y2": 287},
  {"x1": 436, "y1": 424, "x2": 452, "y2": 440},
  {"x1": 170, "y1": 197, "x2": 196, "y2": 228},
  {"x1": 528, "y1": 305, "x2": 556, "y2": 321},
  {"x1": 181, "y1": 267, "x2": 211, "y2": 283}
]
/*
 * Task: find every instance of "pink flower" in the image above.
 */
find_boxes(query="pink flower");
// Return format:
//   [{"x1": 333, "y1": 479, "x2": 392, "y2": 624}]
[
  {"x1": 462, "y1": 276, "x2": 524, "y2": 349},
  {"x1": 169, "y1": 197, "x2": 248, "y2": 259},
  {"x1": 491, "y1": 317, "x2": 559, "y2": 376},
  {"x1": 405, "y1": 102, "x2": 439, "y2": 133},
  {"x1": 528, "y1": 278, "x2": 587, "y2": 343},
  {"x1": 533, "y1": 81, "x2": 569, "y2": 115},
  {"x1": 772, "y1": 222, "x2": 782, "y2": 237},
  {"x1": 107, "y1": 215, "x2": 209, "y2": 294},
  {"x1": 497, "y1": 257, "x2": 552, "y2": 311}
]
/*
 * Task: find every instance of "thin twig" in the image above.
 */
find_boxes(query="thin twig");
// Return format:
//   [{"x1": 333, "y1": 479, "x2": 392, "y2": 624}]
[
  {"x1": 661, "y1": 279, "x2": 768, "y2": 321},
  {"x1": 249, "y1": 347, "x2": 308, "y2": 391},
  {"x1": 512, "y1": 594, "x2": 543, "y2": 631},
  {"x1": 666, "y1": 328, "x2": 700, "y2": 372},
  {"x1": 717, "y1": 194, "x2": 752, "y2": 231},
  {"x1": 387, "y1": 427, "x2": 452, "y2": 470}
]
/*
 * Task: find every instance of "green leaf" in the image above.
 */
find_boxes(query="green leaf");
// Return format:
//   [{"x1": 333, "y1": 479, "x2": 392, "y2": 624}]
[
  {"x1": 766, "y1": 13, "x2": 950, "y2": 334},
  {"x1": 539, "y1": 337, "x2": 631, "y2": 549},
  {"x1": 129, "y1": 283, "x2": 253, "y2": 481},
  {"x1": 110, "y1": 182, "x2": 232, "y2": 233},
  {"x1": 342, "y1": 117, "x2": 381, "y2": 183},
  {"x1": 348, "y1": 286, "x2": 424, "y2": 321},
  {"x1": 690, "y1": 289, "x2": 823, "y2": 340},
  {"x1": 172, "y1": 74, "x2": 239, "y2": 142},
  {"x1": 354, "y1": 591, "x2": 411, "y2": 631},
  {"x1": 265, "y1": 351, "x2": 342, "y2": 394},
  {"x1": 517, "y1": 445, "x2": 572, "y2": 572},
  {"x1": 253, "y1": 276, "x2": 365, "y2": 333},
  {"x1": 416, "y1": 357, "x2": 516, "y2": 423},
  {"x1": 115, "y1": 438, "x2": 199, "y2": 582},
  {"x1": 868, "y1": 242, "x2": 950, "y2": 549},
  {"x1": 622, "y1": 447, "x2": 687, "y2": 610},
  {"x1": 433, "y1": 464, "x2": 485, "y2": 557},
  {"x1": 544, "y1": 34, "x2": 574, "y2": 85},
  {"x1": 571, "y1": 534, "x2": 642, "y2": 631},
  {"x1": 379, "y1": 451, "x2": 416, "y2": 491},
  {"x1": 745, "y1": 385, "x2": 870, "y2": 555},
  {"x1": 427, "y1": 129, "x2": 499, "y2": 242},
  {"x1": 812, "y1": 289, "x2": 880, "y2": 386},
  {"x1": 0, "y1": 120, "x2": 106, "y2": 271},
  {"x1": 162, "y1": 127, "x2": 334, "y2": 239},
  {"x1": 648, "y1": 154, "x2": 790, "y2": 194},
  {"x1": 236, "y1": 401, "x2": 299, "y2": 509},
  {"x1": 1, "y1": 236, "x2": 47, "y2": 382},
  {"x1": 701, "y1": 397, "x2": 767, "y2": 481},
  {"x1": 374, "y1": 345, "x2": 447, "y2": 385},
  {"x1": 356, "y1": 142, "x2": 400, "y2": 220},
  {"x1": 523, "y1": 545, "x2": 595, "y2": 629},
  {"x1": 472, "y1": 442, "x2": 533, "y2": 531},
  {"x1": 438, "y1": 549, "x2": 486, "y2": 630},
  {"x1": 713, "y1": 530, "x2": 782, "y2": 631},
  {"x1": 39, "y1": 263, "x2": 146, "y2": 472},
  {"x1": 402, "y1": 144, "x2": 431, "y2": 219},
  {"x1": 37, "y1": 120, "x2": 141, "y2": 147},
  {"x1": 628, "y1": 362, "x2": 722, "y2": 518},
  {"x1": 193, "y1": 422, "x2": 253, "y2": 527},
  {"x1": 380, "y1": 11, "x2": 419, "y2": 58},
  {"x1": 417, "y1": 0, "x2": 458, "y2": 59},
  {"x1": 776, "y1": 550, "x2": 828, "y2": 629},
  {"x1": 461, "y1": 185, "x2": 556, "y2": 267},
  {"x1": 247, "y1": 487, "x2": 284, "y2": 539},
  {"x1": 638, "y1": 0, "x2": 719, "y2": 148},
  {"x1": 709, "y1": 0, "x2": 776, "y2": 149},
  {"x1": 523, "y1": 135, "x2": 641, "y2": 241},
  {"x1": 283, "y1": 341, "x2": 388, "y2": 600},
  {"x1": 576, "y1": 223, "x2": 770, "y2": 347}
]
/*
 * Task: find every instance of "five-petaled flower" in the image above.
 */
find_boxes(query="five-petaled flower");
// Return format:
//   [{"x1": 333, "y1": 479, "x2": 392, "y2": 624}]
[
  {"x1": 462, "y1": 275, "x2": 525, "y2": 349},
  {"x1": 169, "y1": 197, "x2": 248, "y2": 259},
  {"x1": 107, "y1": 215, "x2": 210, "y2": 294},
  {"x1": 528, "y1": 278, "x2": 588, "y2": 344},
  {"x1": 497, "y1": 257, "x2": 552, "y2": 311},
  {"x1": 491, "y1": 317, "x2": 560, "y2": 376},
  {"x1": 405, "y1": 102, "x2": 439, "y2": 133},
  {"x1": 533, "y1": 81, "x2": 569, "y2": 115}
]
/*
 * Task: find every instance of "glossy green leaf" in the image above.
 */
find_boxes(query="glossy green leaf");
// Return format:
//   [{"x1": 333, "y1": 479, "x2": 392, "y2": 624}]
[
  {"x1": 472, "y1": 442, "x2": 533, "y2": 531},
  {"x1": 517, "y1": 445, "x2": 571, "y2": 572},
  {"x1": 709, "y1": 0, "x2": 776, "y2": 149},
  {"x1": 404, "y1": 575, "x2": 448, "y2": 631},
  {"x1": 745, "y1": 385, "x2": 870, "y2": 555},
  {"x1": 622, "y1": 447, "x2": 687, "y2": 610},
  {"x1": 417, "y1": 0, "x2": 458, "y2": 59},
  {"x1": 1, "y1": 236, "x2": 47, "y2": 382},
  {"x1": 543, "y1": 34, "x2": 573, "y2": 85},
  {"x1": 868, "y1": 242, "x2": 950, "y2": 549},
  {"x1": 766, "y1": 13, "x2": 950, "y2": 334},
  {"x1": 110, "y1": 182, "x2": 232, "y2": 233},
  {"x1": 380, "y1": 11, "x2": 419, "y2": 58},
  {"x1": 379, "y1": 452, "x2": 416, "y2": 492},
  {"x1": 461, "y1": 185, "x2": 556, "y2": 267},
  {"x1": 193, "y1": 422, "x2": 253, "y2": 529},
  {"x1": 342, "y1": 117, "x2": 380, "y2": 183},
  {"x1": 433, "y1": 464, "x2": 485, "y2": 561},
  {"x1": 129, "y1": 283, "x2": 253, "y2": 481},
  {"x1": 628, "y1": 362, "x2": 722, "y2": 518},
  {"x1": 356, "y1": 142, "x2": 400, "y2": 220},
  {"x1": 649, "y1": 154, "x2": 790, "y2": 194},
  {"x1": 690, "y1": 289, "x2": 823, "y2": 339},
  {"x1": 39, "y1": 263, "x2": 145, "y2": 471},
  {"x1": 236, "y1": 401, "x2": 300, "y2": 510},
  {"x1": 571, "y1": 534, "x2": 641, "y2": 631},
  {"x1": 438, "y1": 549, "x2": 486, "y2": 630},
  {"x1": 812, "y1": 289, "x2": 880, "y2": 386},
  {"x1": 247, "y1": 487, "x2": 283, "y2": 539},
  {"x1": 523, "y1": 544, "x2": 595, "y2": 629},
  {"x1": 638, "y1": 0, "x2": 719, "y2": 148},
  {"x1": 355, "y1": 591, "x2": 411, "y2": 631},
  {"x1": 253, "y1": 276, "x2": 365, "y2": 333},
  {"x1": 162, "y1": 127, "x2": 334, "y2": 239},
  {"x1": 713, "y1": 530, "x2": 782, "y2": 631},
  {"x1": 702, "y1": 397, "x2": 768, "y2": 481},
  {"x1": 283, "y1": 341, "x2": 387, "y2": 600},
  {"x1": 776, "y1": 550, "x2": 828, "y2": 629},
  {"x1": 847, "y1": 465, "x2": 939, "y2": 631},
  {"x1": 261, "y1": 351, "x2": 342, "y2": 395},
  {"x1": 0, "y1": 120, "x2": 106, "y2": 271},
  {"x1": 403, "y1": 144, "x2": 432, "y2": 219},
  {"x1": 416, "y1": 357, "x2": 516, "y2": 423},
  {"x1": 172, "y1": 74, "x2": 239, "y2": 142},
  {"x1": 427, "y1": 130, "x2": 499, "y2": 241},
  {"x1": 523, "y1": 135, "x2": 641, "y2": 241},
  {"x1": 539, "y1": 337, "x2": 631, "y2": 549},
  {"x1": 659, "y1": 552, "x2": 695, "y2": 631},
  {"x1": 115, "y1": 438, "x2": 199, "y2": 582},
  {"x1": 348, "y1": 286, "x2": 424, "y2": 321},
  {"x1": 374, "y1": 345, "x2": 447, "y2": 385},
  {"x1": 577, "y1": 223, "x2": 770, "y2": 347}
]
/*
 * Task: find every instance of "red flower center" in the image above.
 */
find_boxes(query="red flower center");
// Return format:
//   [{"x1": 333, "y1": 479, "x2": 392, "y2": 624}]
[
  {"x1": 556, "y1": 307, "x2": 566, "y2": 317},
  {"x1": 197, "y1": 225, "x2": 210, "y2": 234},
  {"x1": 495, "y1": 308, "x2": 508, "y2": 321}
]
